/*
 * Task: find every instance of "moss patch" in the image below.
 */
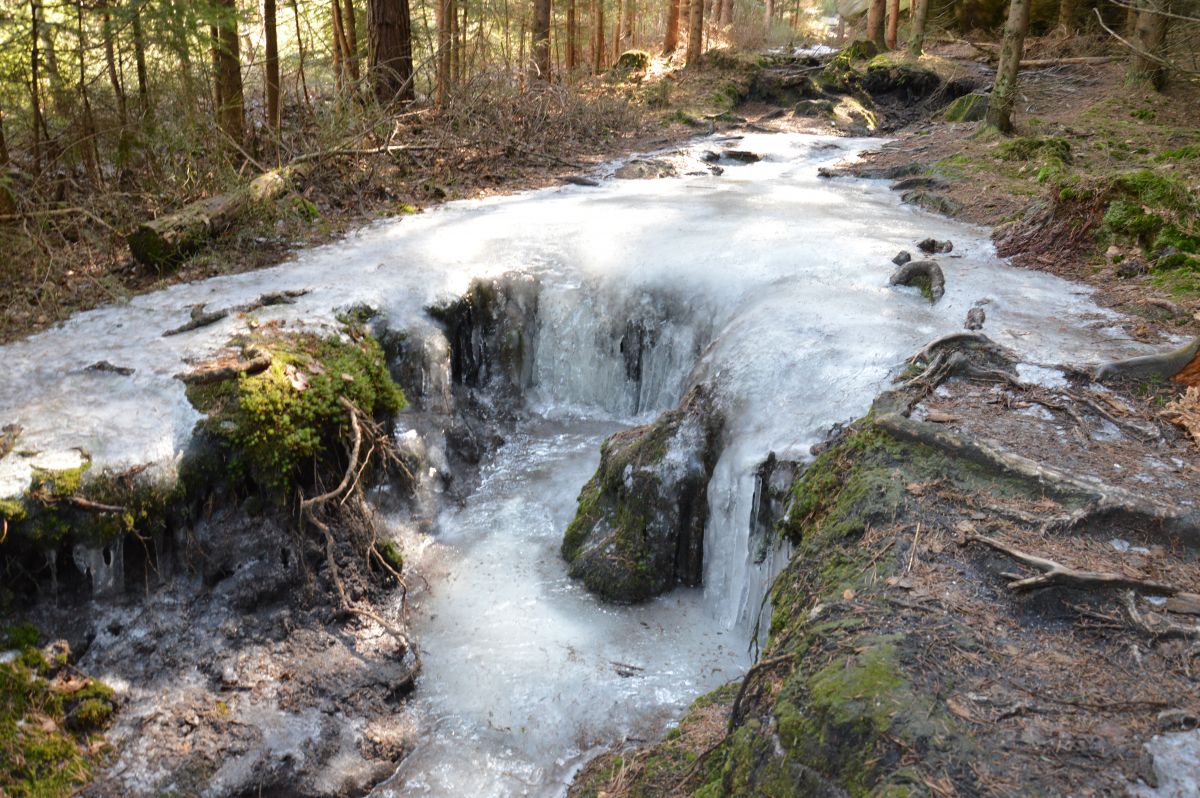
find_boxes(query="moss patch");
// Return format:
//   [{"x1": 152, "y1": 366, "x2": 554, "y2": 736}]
[
  {"x1": 1, "y1": 627, "x2": 116, "y2": 798},
  {"x1": 187, "y1": 328, "x2": 406, "y2": 499}
]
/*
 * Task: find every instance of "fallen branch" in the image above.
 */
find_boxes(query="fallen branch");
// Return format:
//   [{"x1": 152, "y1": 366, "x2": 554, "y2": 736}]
[
  {"x1": 176, "y1": 346, "x2": 273, "y2": 385},
  {"x1": 163, "y1": 289, "x2": 307, "y2": 336},
  {"x1": 63, "y1": 496, "x2": 126, "y2": 514}
]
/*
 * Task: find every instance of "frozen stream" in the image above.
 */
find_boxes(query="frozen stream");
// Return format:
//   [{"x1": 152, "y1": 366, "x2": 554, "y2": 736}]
[{"x1": 0, "y1": 132, "x2": 1158, "y2": 796}]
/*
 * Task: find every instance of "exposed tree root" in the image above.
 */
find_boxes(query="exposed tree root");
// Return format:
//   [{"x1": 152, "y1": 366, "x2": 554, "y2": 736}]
[
  {"x1": 176, "y1": 345, "x2": 273, "y2": 385},
  {"x1": 163, "y1": 290, "x2": 308, "y2": 337},
  {"x1": 1122, "y1": 591, "x2": 1200, "y2": 641},
  {"x1": 1096, "y1": 336, "x2": 1200, "y2": 384}
]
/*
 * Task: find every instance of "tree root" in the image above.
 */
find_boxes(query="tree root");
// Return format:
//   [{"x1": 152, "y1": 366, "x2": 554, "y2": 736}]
[
  {"x1": 874, "y1": 406, "x2": 1200, "y2": 540},
  {"x1": 1095, "y1": 336, "x2": 1200, "y2": 384},
  {"x1": 177, "y1": 345, "x2": 273, "y2": 385},
  {"x1": 163, "y1": 290, "x2": 308, "y2": 337},
  {"x1": 1122, "y1": 591, "x2": 1200, "y2": 641},
  {"x1": 960, "y1": 532, "x2": 1188, "y2": 595},
  {"x1": 299, "y1": 398, "x2": 418, "y2": 667}
]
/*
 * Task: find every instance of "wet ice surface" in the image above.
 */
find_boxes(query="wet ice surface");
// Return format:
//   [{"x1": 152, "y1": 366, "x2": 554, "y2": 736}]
[
  {"x1": 0, "y1": 132, "x2": 1163, "y2": 796},
  {"x1": 1129, "y1": 729, "x2": 1200, "y2": 798},
  {"x1": 375, "y1": 420, "x2": 748, "y2": 797}
]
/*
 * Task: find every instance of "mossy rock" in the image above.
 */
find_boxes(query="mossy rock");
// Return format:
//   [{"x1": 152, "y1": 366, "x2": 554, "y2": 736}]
[
  {"x1": 941, "y1": 91, "x2": 989, "y2": 122},
  {"x1": 562, "y1": 385, "x2": 722, "y2": 603},
  {"x1": 187, "y1": 328, "x2": 407, "y2": 500},
  {"x1": 614, "y1": 50, "x2": 651, "y2": 72}
]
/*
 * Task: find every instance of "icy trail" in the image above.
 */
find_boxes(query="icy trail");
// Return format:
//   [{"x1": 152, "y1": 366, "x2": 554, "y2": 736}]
[{"x1": 0, "y1": 132, "x2": 1157, "y2": 797}]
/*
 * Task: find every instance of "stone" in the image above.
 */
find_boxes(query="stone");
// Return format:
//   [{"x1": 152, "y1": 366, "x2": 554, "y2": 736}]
[
  {"x1": 917, "y1": 238, "x2": 953, "y2": 254},
  {"x1": 965, "y1": 307, "x2": 986, "y2": 331},
  {"x1": 561, "y1": 385, "x2": 722, "y2": 603},
  {"x1": 614, "y1": 159, "x2": 677, "y2": 180},
  {"x1": 892, "y1": 251, "x2": 912, "y2": 266}
]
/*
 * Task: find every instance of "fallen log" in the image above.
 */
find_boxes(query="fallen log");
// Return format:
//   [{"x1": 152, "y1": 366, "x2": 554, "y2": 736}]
[
  {"x1": 128, "y1": 163, "x2": 311, "y2": 269},
  {"x1": 176, "y1": 346, "x2": 273, "y2": 386}
]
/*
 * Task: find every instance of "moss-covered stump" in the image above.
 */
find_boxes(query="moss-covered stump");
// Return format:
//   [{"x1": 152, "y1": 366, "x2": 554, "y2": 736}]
[
  {"x1": 561, "y1": 385, "x2": 722, "y2": 603},
  {"x1": 1, "y1": 625, "x2": 117, "y2": 798},
  {"x1": 615, "y1": 50, "x2": 651, "y2": 72}
]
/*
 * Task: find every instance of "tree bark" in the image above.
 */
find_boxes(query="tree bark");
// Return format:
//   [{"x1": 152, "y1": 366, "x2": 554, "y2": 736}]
[
  {"x1": 663, "y1": 0, "x2": 680, "y2": 52},
  {"x1": 367, "y1": 0, "x2": 415, "y2": 103},
  {"x1": 0, "y1": 106, "x2": 14, "y2": 217},
  {"x1": 867, "y1": 0, "x2": 887, "y2": 49},
  {"x1": 592, "y1": 0, "x2": 606, "y2": 71},
  {"x1": 1129, "y1": 0, "x2": 1170, "y2": 89},
  {"x1": 343, "y1": 0, "x2": 361, "y2": 80},
  {"x1": 566, "y1": 0, "x2": 577, "y2": 69},
  {"x1": 908, "y1": 0, "x2": 929, "y2": 55},
  {"x1": 101, "y1": 6, "x2": 128, "y2": 128},
  {"x1": 130, "y1": 2, "x2": 151, "y2": 119},
  {"x1": 719, "y1": 0, "x2": 731, "y2": 25},
  {"x1": 533, "y1": 0, "x2": 551, "y2": 78},
  {"x1": 622, "y1": 0, "x2": 636, "y2": 49},
  {"x1": 30, "y1": 0, "x2": 44, "y2": 173},
  {"x1": 886, "y1": 0, "x2": 900, "y2": 48},
  {"x1": 292, "y1": 0, "x2": 312, "y2": 109},
  {"x1": 1058, "y1": 0, "x2": 1079, "y2": 31},
  {"x1": 436, "y1": 0, "x2": 451, "y2": 102},
  {"x1": 985, "y1": 0, "x2": 1030, "y2": 133},
  {"x1": 332, "y1": 0, "x2": 348, "y2": 90},
  {"x1": 685, "y1": 0, "x2": 703, "y2": 66},
  {"x1": 214, "y1": 0, "x2": 245, "y2": 145},
  {"x1": 75, "y1": 0, "x2": 101, "y2": 184},
  {"x1": 264, "y1": 0, "x2": 281, "y2": 130}
]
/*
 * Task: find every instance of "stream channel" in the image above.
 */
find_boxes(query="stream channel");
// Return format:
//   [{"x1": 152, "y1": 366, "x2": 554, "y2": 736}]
[{"x1": 0, "y1": 132, "x2": 1154, "y2": 796}]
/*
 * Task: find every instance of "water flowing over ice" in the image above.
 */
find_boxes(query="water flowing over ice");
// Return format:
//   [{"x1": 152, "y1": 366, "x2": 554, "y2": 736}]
[{"x1": 0, "y1": 133, "x2": 1155, "y2": 797}]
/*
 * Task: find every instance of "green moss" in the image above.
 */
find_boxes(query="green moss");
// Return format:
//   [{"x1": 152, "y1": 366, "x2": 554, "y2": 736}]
[
  {"x1": 1111, "y1": 169, "x2": 1192, "y2": 209},
  {"x1": 3, "y1": 624, "x2": 39, "y2": 650},
  {"x1": 188, "y1": 329, "x2": 406, "y2": 499},
  {"x1": 1103, "y1": 200, "x2": 1165, "y2": 247},
  {"x1": 995, "y1": 136, "x2": 1072, "y2": 165},
  {"x1": 1154, "y1": 143, "x2": 1200, "y2": 161},
  {"x1": 0, "y1": 632, "x2": 115, "y2": 798},
  {"x1": 377, "y1": 540, "x2": 404, "y2": 572},
  {"x1": 940, "y1": 92, "x2": 988, "y2": 123}
]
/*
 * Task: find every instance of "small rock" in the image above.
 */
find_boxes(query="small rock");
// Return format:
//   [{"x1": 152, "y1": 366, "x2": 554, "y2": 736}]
[
  {"x1": 86, "y1": 360, "x2": 136, "y2": 376},
  {"x1": 699, "y1": 150, "x2": 721, "y2": 163},
  {"x1": 892, "y1": 250, "x2": 912, "y2": 266},
  {"x1": 708, "y1": 165, "x2": 724, "y2": 176},
  {"x1": 221, "y1": 666, "x2": 240, "y2": 687},
  {"x1": 1157, "y1": 709, "x2": 1200, "y2": 732},
  {"x1": 917, "y1": 238, "x2": 953, "y2": 254},
  {"x1": 965, "y1": 307, "x2": 986, "y2": 331},
  {"x1": 723, "y1": 150, "x2": 762, "y2": 163},
  {"x1": 563, "y1": 175, "x2": 599, "y2": 187},
  {"x1": 1116, "y1": 258, "x2": 1149, "y2": 279},
  {"x1": 614, "y1": 158, "x2": 677, "y2": 180}
]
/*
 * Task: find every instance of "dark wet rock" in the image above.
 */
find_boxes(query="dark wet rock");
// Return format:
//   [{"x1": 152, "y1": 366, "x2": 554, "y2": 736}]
[
  {"x1": 1117, "y1": 258, "x2": 1150, "y2": 279},
  {"x1": 723, "y1": 150, "x2": 762, "y2": 164},
  {"x1": 918, "y1": 238, "x2": 954, "y2": 254},
  {"x1": 700, "y1": 150, "x2": 721, "y2": 163},
  {"x1": 751, "y1": 70, "x2": 824, "y2": 105},
  {"x1": 891, "y1": 176, "x2": 946, "y2": 192},
  {"x1": 614, "y1": 158, "x2": 678, "y2": 180},
  {"x1": 862, "y1": 62, "x2": 942, "y2": 104},
  {"x1": 892, "y1": 250, "x2": 912, "y2": 266},
  {"x1": 561, "y1": 385, "x2": 723, "y2": 604},
  {"x1": 426, "y1": 272, "x2": 540, "y2": 396},
  {"x1": 709, "y1": 165, "x2": 725, "y2": 176},
  {"x1": 86, "y1": 361, "x2": 136, "y2": 376},
  {"x1": 904, "y1": 192, "x2": 963, "y2": 216},
  {"x1": 564, "y1": 176, "x2": 599, "y2": 187},
  {"x1": 965, "y1": 307, "x2": 986, "y2": 331},
  {"x1": 889, "y1": 259, "x2": 946, "y2": 303},
  {"x1": 759, "y1": 108, "x2": 788, "y2": 121}
]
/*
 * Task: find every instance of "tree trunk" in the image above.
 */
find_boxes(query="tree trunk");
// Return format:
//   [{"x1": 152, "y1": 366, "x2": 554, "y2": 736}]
[
  {"x1": 214, "y1": 0, "x2": 245, "y2": 145},
  {"x1": 0, "y1": 106, "x2": 14, "y2": 216},
  {"x1": 128, "y1": 164, "x2": 311, "y2": 268},
  {"x1": 886, "y1": 0, "x2": 899, "y2": 48},
  {"x1": 1057, "y1": 0, "x2": 1078, "y2": 31},
  {"x1": 75, "y1": 0, "x2": 101, "y2": 184},
  {"x1": 685, "y1": 0, "x2": 703, "y2": 66},
  {"x1": 533, "y1": 0, "x2": 551, "y2": 78},
  {"x1": 449, "y1": 0, "x2": 460, "y2": 81},
  {"x1": 622, "y1": 0, "x2": 636, "y2": 49},
  {"x1": 130, "y1": 2, "x2": 151, "y2": 119},
  {"x1": 719, "y1": 0, "x2": 731, "y2": 26},
  {"x1": 102, "y1": 6, "x2": 128, "y2": 128},
  {"x1": 1129, "y1": 0, "x2": 1170, "y2": 89},
  {"x1": 664, "y1": 0, "x2": 680, "y2": 52},
  {"x1": 592, "y1": 0, "x2": 605, "y2": 71},
  {"x1": 265, "y1": 0, "x2": 281, "y2": 130},
  {"x1": 367, "y1": 0, "x2": 415, "y2": 103},
  {"x1": 30, "y1": 0, "x2": 44, "y2": 173},
  {"x1": 436, "y1": 0, "x2": 451, "y2": 102},
  {"x1": 343, "y1": 0, "x2": 361, "y2": 80},
  {"x1": 292, "y1": 0, "x2": 312, "y2": 109},
  {"x1": 332, "y1": 0, "x2": 347, "y2": 90},
  {"x1": 908, "y1": 0, "x2": 929, "y2": 56},
  {"x1": 985, "y1": 0, "x2": 1030, "y2": 133},
  {"x1": 567, "y1": 0, "x2": 577, "y2": 69},
  {"x1": 867, "y1": 0, "x2": 887, "y2": 49},
  {"x1": 613, "y1": 0, "x2": 623, "y2": 60}
]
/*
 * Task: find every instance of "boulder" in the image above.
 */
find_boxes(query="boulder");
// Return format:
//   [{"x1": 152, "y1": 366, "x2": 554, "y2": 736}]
[
  {"x1": 561, "y1": 385, "x2": 723, "y2": 603},
  {"x1": 614, "y1": 158, "x2": 678, "y2": 180}
]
